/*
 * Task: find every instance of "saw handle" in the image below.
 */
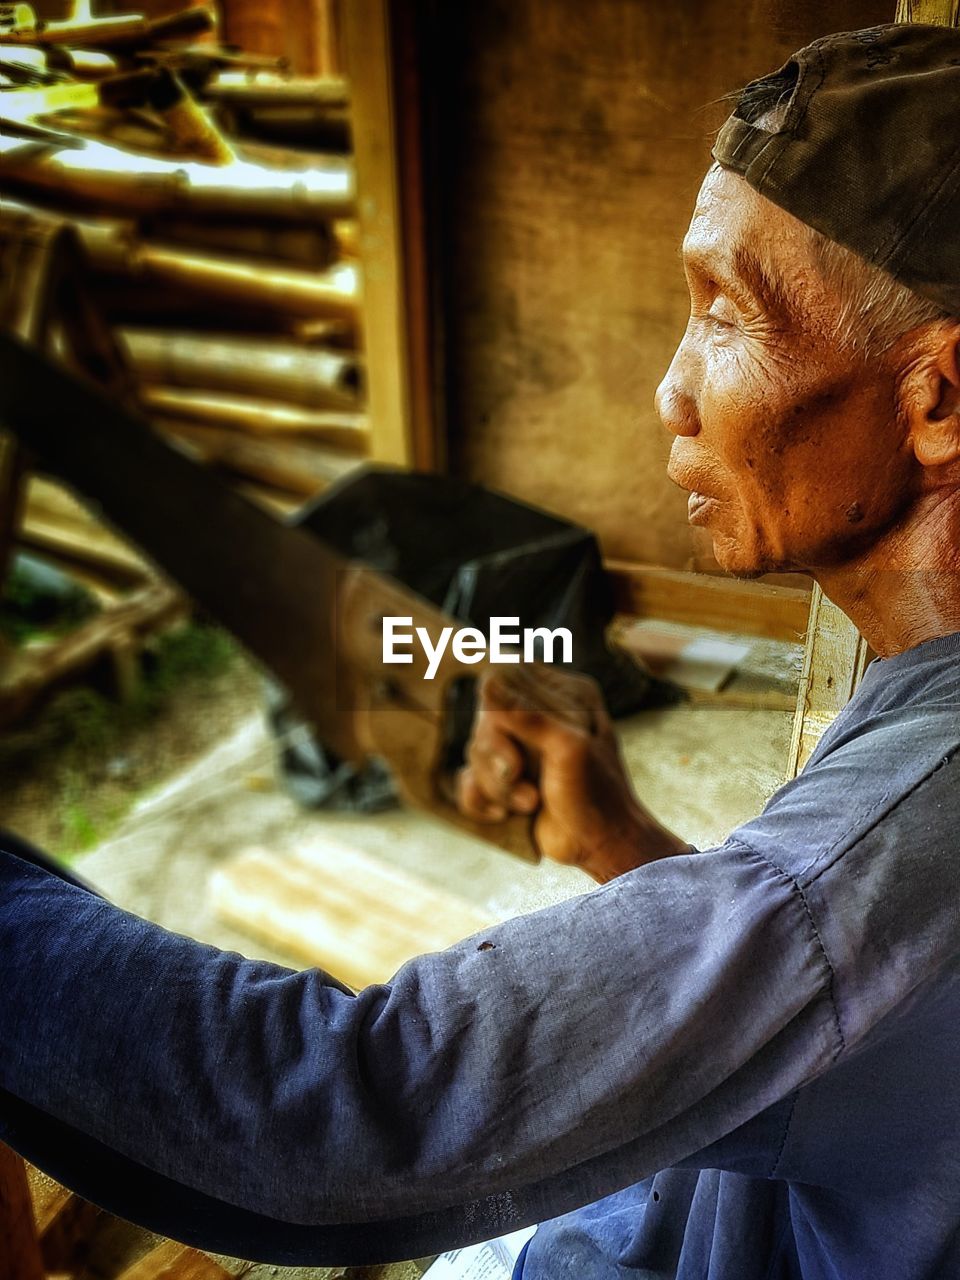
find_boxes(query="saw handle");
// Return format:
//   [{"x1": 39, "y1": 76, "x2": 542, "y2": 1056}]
[
  {"x1": 431, "y1": 780, "x2": 543, "y2": 864},
  {"x1": 357, "y1": 677, "x2": 542, "y2": 863},
  {"x1": 338, "y1": 567, "x2": 598, "y2": 865}
]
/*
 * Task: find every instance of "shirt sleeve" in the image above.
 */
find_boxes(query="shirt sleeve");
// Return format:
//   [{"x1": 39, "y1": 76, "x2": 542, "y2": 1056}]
[{"x1": 0, "y1": 835, "x2": 841, "y2": 1263}]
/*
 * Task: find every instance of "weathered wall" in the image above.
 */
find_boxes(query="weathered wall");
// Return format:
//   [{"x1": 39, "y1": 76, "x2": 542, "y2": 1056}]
[{"x1": 432, "y1": 0, "x2": 891, "y2": 568}]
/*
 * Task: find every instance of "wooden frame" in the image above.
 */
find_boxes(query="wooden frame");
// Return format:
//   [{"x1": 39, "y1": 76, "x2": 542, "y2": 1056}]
[
  {"x1": 788, "y1": 585, "x2": 871, "y2": 774},
  {"x1": 1, "y1": 1140, "x2": 232, "y2": 1280},
  {"x1": 341, "y1": 0, "x2": 441, "y2": 470},
  {"x1": 607, "y1": 562, "x2": 811, "y2": 645},
  {"x1": 0, "y1": 1141, "x2": 44, "y2": 1280},
  {"x1": 895, "y1": 0, "x2": 959, "y2": 19}
]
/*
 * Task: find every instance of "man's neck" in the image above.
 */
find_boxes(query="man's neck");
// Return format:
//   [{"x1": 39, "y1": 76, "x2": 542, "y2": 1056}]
[{"x1": 815, "y1": 490, "x2": 960, "y2": 658}]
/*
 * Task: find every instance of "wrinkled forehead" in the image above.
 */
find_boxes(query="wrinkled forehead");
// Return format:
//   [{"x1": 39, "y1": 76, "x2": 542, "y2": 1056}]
[
  {"x1": 682, "y1": 166, "x2": 822, "y2": 315},
  {"x1": 686, "y1": 168, "x2": 803, "y2": 266}
]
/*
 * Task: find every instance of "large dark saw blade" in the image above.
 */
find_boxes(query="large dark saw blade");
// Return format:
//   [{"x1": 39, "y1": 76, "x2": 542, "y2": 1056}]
[
  {"x1": 0, "y1": 330, "x2": 356, "y2": 759},
  {"x1": 0, "y1": 332, "x2": 543, "y2": 861}
]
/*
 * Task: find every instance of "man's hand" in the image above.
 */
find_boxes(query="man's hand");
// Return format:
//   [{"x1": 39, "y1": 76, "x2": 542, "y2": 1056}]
[{"x1": 456, "y1": 667, "x2": 690, "y2": 883}]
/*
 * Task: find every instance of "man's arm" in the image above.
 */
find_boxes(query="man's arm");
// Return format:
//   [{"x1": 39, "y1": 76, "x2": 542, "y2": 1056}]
[{"x1": 0, "y1": 834, "x2": 839, "y2": 1264}]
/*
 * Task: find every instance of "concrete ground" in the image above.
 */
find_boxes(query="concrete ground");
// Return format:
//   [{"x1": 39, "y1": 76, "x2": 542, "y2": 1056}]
[{"x1": 73, "y1": 637, "x2": 799, "y2": 1279}]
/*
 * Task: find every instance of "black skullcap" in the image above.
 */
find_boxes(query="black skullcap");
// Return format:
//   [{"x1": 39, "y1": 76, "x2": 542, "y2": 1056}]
[{"x1": 713, "y1": 24, "x2": 960, "y2": 314}]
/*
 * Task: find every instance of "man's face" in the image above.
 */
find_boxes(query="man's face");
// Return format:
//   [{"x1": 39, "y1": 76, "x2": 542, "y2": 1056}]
[{"x1": 656, "y1": 166, "x2": 918, "y2": 577}]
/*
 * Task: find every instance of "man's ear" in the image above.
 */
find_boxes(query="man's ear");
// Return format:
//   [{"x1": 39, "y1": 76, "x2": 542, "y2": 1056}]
[{"x1": 901, "y1": 323, "x2": 960, "y2": 469}]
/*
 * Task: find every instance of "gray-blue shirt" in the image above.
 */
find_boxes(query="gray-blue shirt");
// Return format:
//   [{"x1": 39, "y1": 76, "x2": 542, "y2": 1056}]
[{"x1": 1, "y1": 632, "x2": 958, "y2": 1276}]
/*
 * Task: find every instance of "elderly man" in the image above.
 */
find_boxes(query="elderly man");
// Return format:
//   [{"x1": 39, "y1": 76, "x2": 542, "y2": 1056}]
[{"x1": 1, "y1": 22, "x2": 958, "y2": 1280}]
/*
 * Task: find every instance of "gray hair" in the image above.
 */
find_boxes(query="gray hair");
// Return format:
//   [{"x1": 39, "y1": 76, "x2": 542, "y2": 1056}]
[
  {"x1": 744, "y1": 93, "x2": 952, "y2": 356},
  {"x1": 806, "y1": 229, "x2": 950, "y2": 358}
]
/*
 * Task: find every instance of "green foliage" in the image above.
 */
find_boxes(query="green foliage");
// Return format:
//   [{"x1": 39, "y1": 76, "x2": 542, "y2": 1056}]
[
  {"x1": 28, "y1": 621, "x2": 240, "y2": 858},
  {"x1": 49, "y1": 686, "x2": 117, "y2": 755},
  {"x1": 0, "y1": 558, "x2": 97, "y2": 645},
  {"x1": 58, "y1": 769, "x2": 101, "y2": 854},
  {"x1": 41, "y1": 623, "x2": 238, "y2": 765},
  {"x1": 147, "y1": 623, "x2": 237, "y2": 694}
]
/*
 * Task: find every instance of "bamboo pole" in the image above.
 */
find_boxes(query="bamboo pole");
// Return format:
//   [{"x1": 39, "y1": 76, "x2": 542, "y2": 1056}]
[
  {"x1": 293, "y1": 316, "x2": 356, "y2": 346},
  {"x1": 136, "y1": 217, "x2": 336, "y2": 269},
  {"x1": 21, "y1": 477, "x2": 152, "y2": 587},
  {"x1": 84, "y1": 231, "x2": 360, "y2": 321},
  {"x1": 123, "y1": 329, "x2": 362, "y2": 410},
  {"x1": 203, "y1": 74, "x2": 349, "y2": 108},
  {"x1": 2, "y1": 197, "x2": 338, "y2": 272},
  {"x1": 0, "y1": 140, "x2": 355, "y2": 222},
  {"x1": 141, "y1": 386, "x2": 368, "y2": 449},
  {"x1": 156, "y1": 418, "x2": 362, "y2": 495},
  {"x1": 1, "y1": 5, "x2": 215, "y2": 51},
  {"x1": 333, "y1": 217, "x2": 359, "y2": 259}
]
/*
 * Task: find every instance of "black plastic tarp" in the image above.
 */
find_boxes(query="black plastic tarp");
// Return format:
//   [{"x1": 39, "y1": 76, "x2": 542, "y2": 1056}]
[{"x1": 268, "y1": 467, "x2": 678, "y2": 811}]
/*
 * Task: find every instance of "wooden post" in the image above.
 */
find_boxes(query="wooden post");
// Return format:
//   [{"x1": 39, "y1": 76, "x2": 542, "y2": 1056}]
[
  {"x1": 313, "y1": 0, "x2": 343, "y2": 75},
  {"x1": 116, "y1": 1239, "x2": 232, "y2": 1280},
  {"x1": 0, "y1": 1142, "x2": 44, "y2": 1280},
  {"x1": 895, "y1": 0, "x2": 959, "y2": 20},
  {"x1": 341, "y1": 0, "x2": 440, "y2": 469},
  {"x1": 789, "y1": 0, "x2": 958, "y2": 777},
  {"x1": 341, "y1": 0, "x2": 412, "y2": 467},
  {"x1": 787, "y1": 585, "x2": 871, "y2": 775}
]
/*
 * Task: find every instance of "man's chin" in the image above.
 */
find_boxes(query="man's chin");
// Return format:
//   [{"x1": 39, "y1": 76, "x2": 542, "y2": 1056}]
[
  {"x1": 710, "y1": 536, "x2": 785, "y2": 580},
  {"x1": 723, "y1": 565, "x2": 769, "y2": 581}
]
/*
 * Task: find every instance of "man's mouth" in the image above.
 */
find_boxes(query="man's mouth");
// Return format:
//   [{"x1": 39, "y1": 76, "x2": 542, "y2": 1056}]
[{"x1": 687, "y1": 492, "x2": 720, "y2": 525}]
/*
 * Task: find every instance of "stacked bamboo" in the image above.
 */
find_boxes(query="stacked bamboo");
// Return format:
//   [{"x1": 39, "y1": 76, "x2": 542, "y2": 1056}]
[
  {"x1": 0, "y1": 2, "x2": 368, "y2": 530},
  {"x1": 0, "y1": 3, "x2": 367, "y2": 719}
]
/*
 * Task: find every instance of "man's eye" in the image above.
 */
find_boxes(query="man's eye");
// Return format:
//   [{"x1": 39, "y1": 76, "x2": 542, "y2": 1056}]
[{"x1": 707, "y1": 297, "x2": 738, "y2": 327}]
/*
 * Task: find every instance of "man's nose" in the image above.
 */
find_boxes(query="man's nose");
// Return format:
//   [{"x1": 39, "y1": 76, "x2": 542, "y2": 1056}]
[
  {"x1": 655, "y1": 360, "x2": 701, "y2": 440},
  {"x1": 655, "y1": 346, "x2": 700, "y2": 439}
]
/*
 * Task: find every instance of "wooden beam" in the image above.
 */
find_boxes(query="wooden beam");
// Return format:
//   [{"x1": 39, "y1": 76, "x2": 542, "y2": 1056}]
[
  {"x1": 787, "y1": 585, "x2": 872, "y2": 775},
  {"x1": 391, "y1": 0, "x2": 446, "y2": 471},
  {"x1": 155, "y1": 420, "x2": 363, "y2": 496},
  {"x1": 607, "y1": 561, "x2": 811, "y2": 643},
  {"x1": 895, "y1": 0, "x2": 959, "y2": 21},
  {"x1": 116, "y1": 1239, "x2": 232, "y2": 1280},
  {"x1": 20, "y1": 477, "x2": 152, "y2": 589},
  {"x1": 0, "y1": 1142, "x2": 44, "y2": 1280},
  {"x1": 0, "y1": 583, "x2": 185, "y2": 730},
  {"x1": 217, "y1": 0, "x2": 284, "y2": 63},
  {"x1": 341, "y1": 0, "x2": 419, "y2": 467},
  {"x1": 313, "y1": 0, "x2": 343, "y2": 76},
  {"x1": 210, "y1": 839, "x2": 495, "y2": 989},
  {"x1": 27, "y1": 1166, "x2": 101, "y2": 1277}
]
